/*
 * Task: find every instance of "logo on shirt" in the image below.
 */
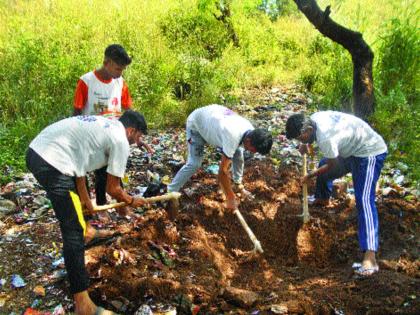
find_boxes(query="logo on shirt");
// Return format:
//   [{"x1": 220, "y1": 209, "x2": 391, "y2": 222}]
[
  {"x1": 223, "y1": 109, "x2": 235, "y2": 116},
  {"x1": 111, "y1": 97, "x2": 119, "y2": 106},
  {"x1": 77, "y1": 115, "x2": 97, "y2": 122}
]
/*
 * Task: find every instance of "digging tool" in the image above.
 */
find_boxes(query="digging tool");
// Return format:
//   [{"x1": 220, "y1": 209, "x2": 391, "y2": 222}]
[
  {"x1": 88, "y1": 192, "x2": 182, "y2": 212},
  {"x1": 233, "y1": 209, "x2": 264, "y2": 254},
  {"x1": 301, "y1": 153, "x2": 310, "y2": 223}
]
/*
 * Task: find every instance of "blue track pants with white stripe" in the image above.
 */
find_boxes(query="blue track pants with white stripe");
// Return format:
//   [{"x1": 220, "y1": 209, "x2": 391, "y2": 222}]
[{"x1": 315, "y1": 152, "x2": 387, "y2": 252}]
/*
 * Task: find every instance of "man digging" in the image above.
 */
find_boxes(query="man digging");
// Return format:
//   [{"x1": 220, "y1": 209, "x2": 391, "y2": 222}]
[
  {"x1": 168, "y1": 104, "x2": 273, "y2": 211},
  {"x1": 26, "y1": 110, "x2": 147, "y2": 315},
  {"x1": 285, "y1": 111, "x2": 387, "y2": 276}
]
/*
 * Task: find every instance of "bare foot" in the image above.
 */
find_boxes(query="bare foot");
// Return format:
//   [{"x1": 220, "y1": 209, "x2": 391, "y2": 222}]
[
  {"x1": 84, "y1": 224, "x2": 115, "y2": 244},
  {"x1": 74, "y1": 291, "x2": 96, "y2": 315},
  {"x1": 362, "y1": 250, "x2": 378, "y2": 269},
  {"x1": 97, "y1": 211, "x2": 112, "y2": 224}
]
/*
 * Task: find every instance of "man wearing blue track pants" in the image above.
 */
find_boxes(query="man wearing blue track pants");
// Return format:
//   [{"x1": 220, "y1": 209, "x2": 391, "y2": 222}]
[{"x1": 285, "y1": 111, "x2": 387, "y2": 276}]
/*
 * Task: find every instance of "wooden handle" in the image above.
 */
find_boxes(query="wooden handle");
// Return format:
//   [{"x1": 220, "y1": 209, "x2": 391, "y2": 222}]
[
  {"x1": 302, "y1": 154, "x2": 309, "y2": 223},
  {"x1": 91, "y1": 192, "x2": 182, "y2": 212},
  {"x1": 234, "y1": 209, "x2": 263, "y2": 254}
]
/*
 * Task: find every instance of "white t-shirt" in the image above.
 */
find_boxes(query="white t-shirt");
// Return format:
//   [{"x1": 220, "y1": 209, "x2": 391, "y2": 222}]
[
  {"x1": 311, "y1": 111, "x2": 387, "y2": 158},
  {"x1": 30, "y1": 116, "x2": 129, "y2": 177},
  {"x1": 80, "y1": 71, "x2": 124, "y2": 116},
  {"x1": 187, "y1": 104, "x2": 254, "y2": 158}
]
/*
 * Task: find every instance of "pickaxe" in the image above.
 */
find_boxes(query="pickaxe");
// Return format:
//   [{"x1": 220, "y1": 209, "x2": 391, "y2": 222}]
[
  {"x1": 234, "y1": 208, "x2": 264, "y2": 254},
  {"x1": 87, "y1": 192, "x2": 182, "y2": 213}
]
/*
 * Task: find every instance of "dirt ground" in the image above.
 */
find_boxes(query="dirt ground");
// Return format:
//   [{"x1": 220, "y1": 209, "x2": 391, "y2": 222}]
[
  {"x1": 0, "y1": 86, "x2": 419, "y2": 314},
  {"x1": 1, "y1": 158, "x2": 418, "y2": 314}
]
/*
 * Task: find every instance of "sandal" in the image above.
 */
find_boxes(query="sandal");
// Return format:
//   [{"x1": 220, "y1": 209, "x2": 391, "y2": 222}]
[
  {"x1": 354, "y1": 265, "x2": 379, "y2": 276},
  {"x1": 95, "y1": 306, "x2": 119, "y2": 315}
]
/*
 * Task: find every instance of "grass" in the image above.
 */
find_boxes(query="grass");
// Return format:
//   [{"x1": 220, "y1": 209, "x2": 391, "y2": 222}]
[{"x1": 0, "y1": 0, "x2": 418, "y2": 183}]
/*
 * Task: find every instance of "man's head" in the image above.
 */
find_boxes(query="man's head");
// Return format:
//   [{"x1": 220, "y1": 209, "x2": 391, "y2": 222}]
[
  {"x1": 285, "y1": 113, "x2": 316, "y2": 144},
  {"x1": 119, "y1": 110, "x2": 147, "y2": 145},
  {"x1": 103, "y1": 44, "x2": 132, "y2": 79},
  {"x1": 243, "y1": 129, "x2": 273, "y2": 155}
]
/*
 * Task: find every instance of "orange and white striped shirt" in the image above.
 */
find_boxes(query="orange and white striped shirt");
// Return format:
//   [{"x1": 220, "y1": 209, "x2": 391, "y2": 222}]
[{"x1": 74, "y1": 70, "x2": 132, "y2": 118}]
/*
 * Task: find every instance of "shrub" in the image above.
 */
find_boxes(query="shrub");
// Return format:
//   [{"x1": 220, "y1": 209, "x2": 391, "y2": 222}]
[{"x1": 373, "y1": 12, "x2": 420, "y2": 181}]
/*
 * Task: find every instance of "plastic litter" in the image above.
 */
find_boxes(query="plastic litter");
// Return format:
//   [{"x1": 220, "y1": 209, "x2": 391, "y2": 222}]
[
  {"x1": 135, "y1": 304, "x2": 153, "y2": 315},
  {"x1": 11, "y1": 274, "x2": 26, "y2": 288},
  {"x1": 33, "y1": 285, "x2": 46, "y2": 297},
  {"x1": 205, "y1": 164, "x2": 219, "y2": 174}
]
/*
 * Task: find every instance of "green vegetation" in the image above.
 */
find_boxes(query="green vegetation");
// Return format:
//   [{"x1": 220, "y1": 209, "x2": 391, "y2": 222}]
[{"x1": 0, "y1": 0, "x2": 418, "y2": 183}]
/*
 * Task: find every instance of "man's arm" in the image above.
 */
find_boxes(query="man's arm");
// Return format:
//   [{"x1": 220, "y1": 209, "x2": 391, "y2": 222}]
[
  {"x1": 75, "y1": 177, "x2": 93, "y2": 212},
  {"x1": 219, "y1": 154, "x2": 237, "y2": 210},
  {"x1": 73, "y1": 80, "x2": 88, "y2": 116},
  {"x1": 302, "y1": 158, "x2": 338, "y2": 183},
  {"x1": 106, "y1": 173, "x2": 145, "y2": 208},
  {"x1": 136, "y1": 139, "x2": 155, "y2": 155}
]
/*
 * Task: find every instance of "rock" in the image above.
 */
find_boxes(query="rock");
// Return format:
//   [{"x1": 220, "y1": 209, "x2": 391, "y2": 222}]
[
  {"x1": 270, "y1": 304, "x2": 288, "y2": 314},
  {"x1": 222, "y1": 286, "x2": 259, "y2": 308},
  {"x1": 0, "y1": 199, "x2": 16, "y2": 215},
  {"x1": 285, "y1": 300, "x2": 304, "y2": 313},
  {"x1": 110, "y1": 300, "x2": 124, "y2": 311}
]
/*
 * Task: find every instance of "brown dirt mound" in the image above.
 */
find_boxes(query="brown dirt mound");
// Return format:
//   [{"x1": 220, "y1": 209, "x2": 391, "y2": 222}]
[
  {"x1": 85, "y1": 160, "x2": 419, "y2": 314},
  {"x1": 0, "y1": 159, "x2": 418, "y2": 314}
]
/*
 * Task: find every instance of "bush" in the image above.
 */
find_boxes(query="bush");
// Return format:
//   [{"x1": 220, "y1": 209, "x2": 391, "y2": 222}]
[
  {"x1": 299, "y1": 35, "x2": 353, "y2": 112},
  {"x1": 373, "y1": 12, "x2": 420, "y2": 181}
]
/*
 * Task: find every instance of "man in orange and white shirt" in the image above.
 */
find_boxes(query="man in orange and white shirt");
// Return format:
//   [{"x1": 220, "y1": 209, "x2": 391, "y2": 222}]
[
  {"x1": 74, "y1": 44, "x2": 133, "y2": 118},
  {"x1": 74, "y1": 44, "x2": 152, "y2": 207}
]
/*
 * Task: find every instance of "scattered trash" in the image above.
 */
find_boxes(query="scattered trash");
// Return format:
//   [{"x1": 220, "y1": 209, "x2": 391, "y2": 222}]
[
  {"x1": 11, "y1": 274, "x2": 26, "y2": 288},
  {"x1": 33, "y1": 285, "x2": 46, "y2": 297},
  {"x1": 52, "y1": 304, "x2": 65, "y2": 315},
  {"x1": 148, "y1": 241, "x2": 176, "y2": 268},
  {"x1": 31, "y1": 299, "x2": 42, "y2": 308},
  {"x1": 205, "y1": 164, "x2": 219, "y2": 174},
  {"x1": 52, "y1": 257, "x2": 65, "y2": 269},
  {"x1": 135, "y1": 304, "x2": 153, "y2": 315}
]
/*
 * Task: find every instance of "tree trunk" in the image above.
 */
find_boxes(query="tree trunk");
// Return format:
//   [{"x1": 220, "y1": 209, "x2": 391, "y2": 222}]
[
  {"x1": 293, "y1": 0, "x2": 374, "y2": 118},
  {"x1": 214, "y1": 1, "x2": 240, "y2": 48}
]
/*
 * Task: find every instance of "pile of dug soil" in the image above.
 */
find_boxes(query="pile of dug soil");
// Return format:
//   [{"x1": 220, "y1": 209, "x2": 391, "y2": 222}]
[{"x1": 84, "y1": 159, "x2": 419, "y2": 314}]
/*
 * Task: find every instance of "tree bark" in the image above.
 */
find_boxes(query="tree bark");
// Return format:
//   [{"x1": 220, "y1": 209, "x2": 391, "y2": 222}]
[
  {"x1": 214, "y1": 1, "x2": 240, "y2": 48},
  {"x1": 293, "y1": 0, "x2": 374, "y2": 118}
]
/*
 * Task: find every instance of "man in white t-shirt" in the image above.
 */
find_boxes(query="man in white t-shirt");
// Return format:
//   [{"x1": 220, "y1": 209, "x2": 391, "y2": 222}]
[
  {"x1": 26, "y1": 110, "x2": 147, "y2": 315},
  {"x1": 285, "y1": 111, "x2": 387, "y2": 277},
  {"x1": 168, "y1": 105, "x2": 273, "y2": 210}
]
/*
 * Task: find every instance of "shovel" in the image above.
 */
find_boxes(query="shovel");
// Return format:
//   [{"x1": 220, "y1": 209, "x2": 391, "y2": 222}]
[
  {"x1": 88, "y1": 192, "x2": 182, "y2": 212},
  {"x1": 301, "y1": 153, "x2": 310, "y2": 223}
]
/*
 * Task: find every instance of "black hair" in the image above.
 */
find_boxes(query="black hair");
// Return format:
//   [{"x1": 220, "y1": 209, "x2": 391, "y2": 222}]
[
  {"x1": 285, "y1": 113, "x2": 305, "y2": 139},
  {"x1": 119, "y1": 110, "x2": 147, "y2": 135},
  {"x1": 105, "y1": 44, "x2": 132, "y2": 66},
  {"x1": 248, "y1": 128, "x2": 273, "y2": 155}
]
